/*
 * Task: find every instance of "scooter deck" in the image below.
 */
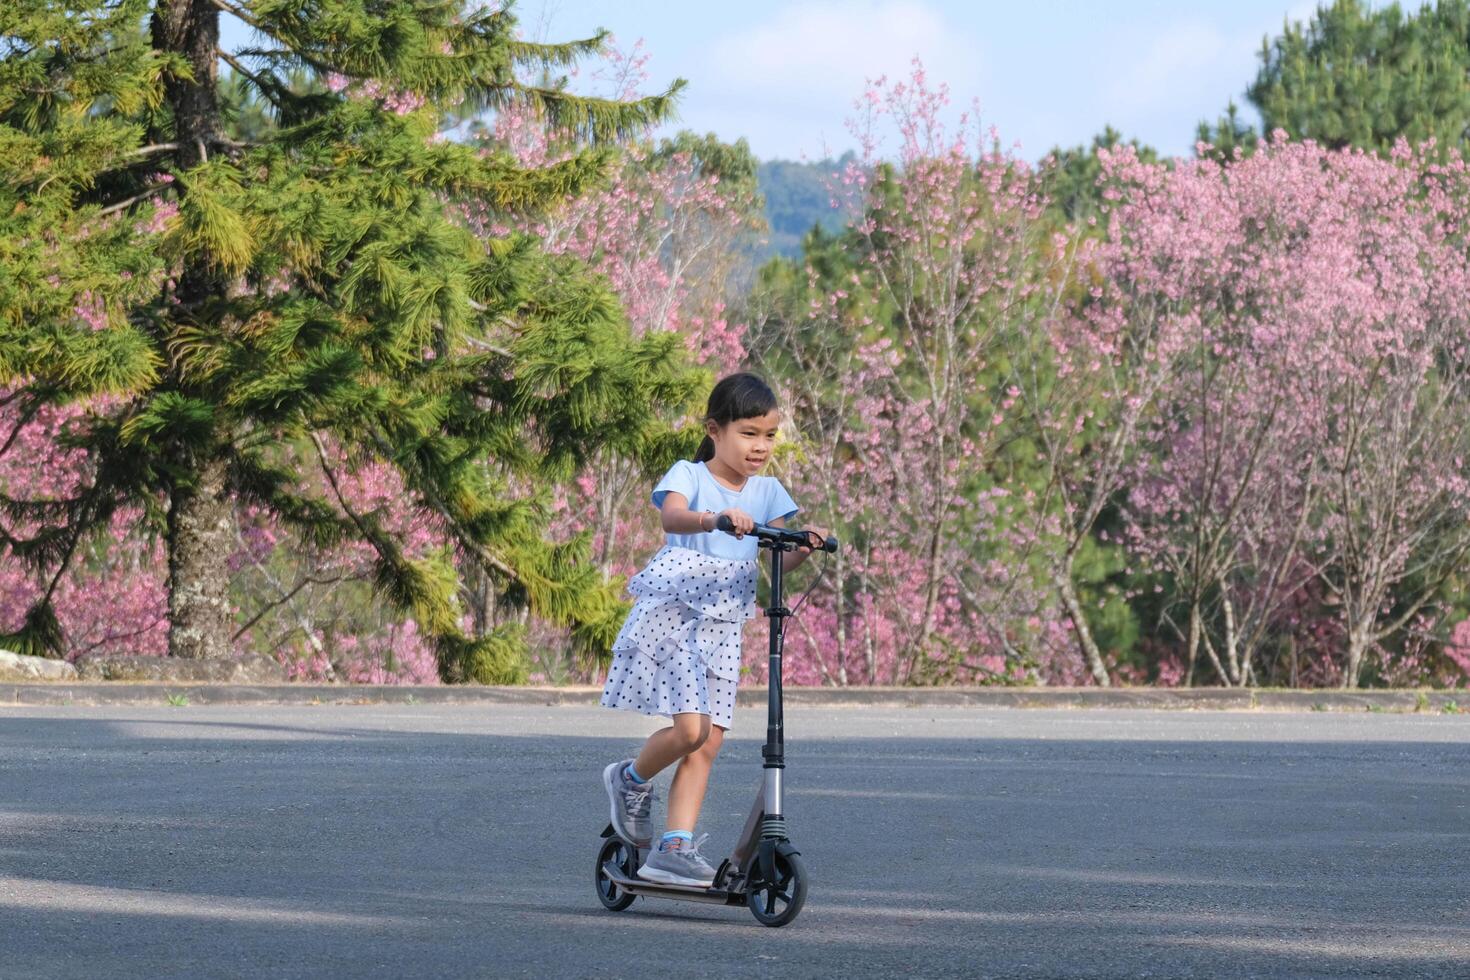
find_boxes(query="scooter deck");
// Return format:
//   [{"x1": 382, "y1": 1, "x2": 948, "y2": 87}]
[{"x1": 601, "y1": 862, "x2": 748, "y2": 907}]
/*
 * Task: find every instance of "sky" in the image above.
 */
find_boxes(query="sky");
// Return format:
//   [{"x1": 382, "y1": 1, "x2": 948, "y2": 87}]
[
  {"x1": 517, "y1": 0, "x2": 1325, "y2": 161},
  {"x1": 221, "y1": 0, "x2": 1331, "y2": 162}
]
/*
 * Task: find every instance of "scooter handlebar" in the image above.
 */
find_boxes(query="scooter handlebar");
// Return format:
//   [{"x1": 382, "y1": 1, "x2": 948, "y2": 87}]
[{"x1": 715, "y1": 514, "x2": 838, "y2": 552}]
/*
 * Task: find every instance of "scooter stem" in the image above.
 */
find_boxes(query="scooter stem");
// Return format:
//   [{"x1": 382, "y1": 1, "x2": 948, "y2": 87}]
[
  {"x1": 713, "y1": 515, "x2": 814, "y2": 835},
  {"x1": 763, "y1": 539, "x2": 788, "y2": 819}
]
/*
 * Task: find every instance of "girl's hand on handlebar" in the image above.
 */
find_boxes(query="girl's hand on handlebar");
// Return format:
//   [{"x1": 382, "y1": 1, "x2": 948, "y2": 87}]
[
  {"x1": 718, "y1": 507, "x2": 755, "y2": 538},
  {"x1": 799, "y1": 525, "x2": 830, "y2": 554}
]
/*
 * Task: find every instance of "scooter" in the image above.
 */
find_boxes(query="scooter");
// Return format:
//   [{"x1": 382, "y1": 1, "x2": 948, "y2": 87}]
[{"x1": 594, "y1": 516, "x2": 837, "y2": 927}]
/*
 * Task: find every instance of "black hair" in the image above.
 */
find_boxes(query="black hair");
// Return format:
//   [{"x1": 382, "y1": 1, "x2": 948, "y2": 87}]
[{"x1": 694, "y1": 373, "x2": 779, "y2": 463}]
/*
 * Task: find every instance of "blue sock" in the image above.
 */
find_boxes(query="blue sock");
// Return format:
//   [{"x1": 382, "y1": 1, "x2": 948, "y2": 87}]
[
  {"x1": 659, "y1": 831, "x2": 693, "y2": 851},
  {"x1": 624, "y1": 761, "x2": 648, "y2": 786}
]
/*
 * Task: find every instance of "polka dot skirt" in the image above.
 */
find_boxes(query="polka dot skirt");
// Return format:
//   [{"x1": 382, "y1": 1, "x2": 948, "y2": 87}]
[
  {"x1": 602, "y1": 655, "x2": 740, "y2": 730},
  {"x1": 601, "y1": 546, "x2": 757, "y2": 731}
]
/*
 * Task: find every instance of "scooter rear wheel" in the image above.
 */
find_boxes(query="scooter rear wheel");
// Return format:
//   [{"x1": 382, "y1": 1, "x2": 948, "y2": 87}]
[
  {"x1": 748, "y1": 851, "x2": 807, "y2": 927},
  {"x1": 595, "y1": 836, "x2": 638, "y2": 911}
]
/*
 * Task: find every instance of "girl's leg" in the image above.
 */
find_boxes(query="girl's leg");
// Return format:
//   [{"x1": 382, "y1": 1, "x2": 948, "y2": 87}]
[
  {"x1": 634, "y1": 724, "x2": 726, "y2": 886},
  {"x1": 632, "y1": 712, "x2": 710, "y2": 782},
  {"x1": 665, "y1": 724, "x2": 725, "y2": 832}
]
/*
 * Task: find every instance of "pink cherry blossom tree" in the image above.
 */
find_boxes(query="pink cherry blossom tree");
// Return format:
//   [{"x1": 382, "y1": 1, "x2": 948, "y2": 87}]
[
  {"x1": 1095, "y1": 142, "x2": 1322, "y2": 687},
  {"x1": 1307, "y1": 140, "x2": 1470, "y2": 687},
  {"x1": 1108, "y1": 136, "x2": 1470, "y2": 688},
  {"x1": 1001, "y1": 212, "x2": 1172, "y2": 687},
  {"x1": 0, "y1": 395, "x2": 168, "y2": 657},
  {"x1": 742, "y1": 62, "x2": 1076, "y2": 686}
]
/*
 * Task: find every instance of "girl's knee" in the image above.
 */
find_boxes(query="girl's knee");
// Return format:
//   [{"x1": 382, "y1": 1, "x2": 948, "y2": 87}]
[
  {"x1": 670, "y1": 713, "x2": 711, "y2": 752},
  {"x1": 698, "y1": 726, "x2": 725, "y2": 760}
]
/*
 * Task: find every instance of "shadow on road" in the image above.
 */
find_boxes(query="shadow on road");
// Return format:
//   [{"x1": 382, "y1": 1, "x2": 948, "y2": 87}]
[{"x1": 1, "y1": 710, "x2": 1467, "y2": 978}]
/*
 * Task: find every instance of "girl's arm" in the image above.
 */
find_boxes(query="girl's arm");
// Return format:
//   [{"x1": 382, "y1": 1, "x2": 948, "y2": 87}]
[
  {"x1": 658, "y1": 493, "x2": 756, "y2": 536},
  {"x1": 658, "y1": 492, "x2": 715, "y2": 534}
]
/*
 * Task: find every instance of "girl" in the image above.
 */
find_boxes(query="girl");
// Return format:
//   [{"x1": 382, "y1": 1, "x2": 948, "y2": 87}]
[{"x1": 600, "y1": 373, "x2": 826, "y2": 887}]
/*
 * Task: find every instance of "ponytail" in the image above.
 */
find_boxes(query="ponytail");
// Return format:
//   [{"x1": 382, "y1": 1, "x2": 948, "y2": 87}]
[{"x1": 694, "y1": 435, "x2": 716, "y2": 463}]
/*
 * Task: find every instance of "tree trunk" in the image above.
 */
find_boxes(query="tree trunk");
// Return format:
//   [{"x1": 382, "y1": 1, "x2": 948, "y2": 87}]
[
  {"x1": 1055, "y1": 558, "x2": 1110, "y2": 686},
  {"x1": 1343, "y1": 621, "x2": 1371, "y2": 689},
  {"x1": 833, "y1": 546, "x2": 848, "y2": 686},
  {"x1": 463, "y1": 560, "x2": 494, "y2": 637},
  {"x1": 860, "y1": 539, "x2": 876, "y2": 683},
  {"x1": 1198, "y1": 626, "x2": 1232, "y2": 687},
  {"x1": 167, "y1": 457, "x2": 234, "y2": 659},
  {"x1": 152, "y1": 0, "x2": 220, "y2": 171},
  {"x1": 1220, "y1": 589, "x2": 1242, "y2": 685},
  {"x1": 155, "y1": 0, "x2": 228, "y2": 661},
  {"x1": 1184, "y1": 599, "x2": 1202, "y2": 688}
]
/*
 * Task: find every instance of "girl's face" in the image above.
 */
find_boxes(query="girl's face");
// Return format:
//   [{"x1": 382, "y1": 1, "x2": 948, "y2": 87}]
[{"x1": 709, "y1": 410, "x2": 780, "y2": 479}]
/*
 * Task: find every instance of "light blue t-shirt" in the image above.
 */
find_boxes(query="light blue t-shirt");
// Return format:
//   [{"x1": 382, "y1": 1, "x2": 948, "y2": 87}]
[{"x1": 651, "y1": 459, "x2": 799, "y2": 562}]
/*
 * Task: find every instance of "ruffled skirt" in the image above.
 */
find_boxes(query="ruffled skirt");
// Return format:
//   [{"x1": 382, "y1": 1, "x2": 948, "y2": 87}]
[
  {"x1": 600, "y1": 546, "x2": 757, "y2": 730},
  {"x1": 600, "y1": 656, "x2": 740, "y2": 729}
]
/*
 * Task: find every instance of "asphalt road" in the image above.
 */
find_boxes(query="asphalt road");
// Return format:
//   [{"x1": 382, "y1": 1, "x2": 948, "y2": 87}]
[{"x1": 1, "y1": 703, "x2": 1467, "y2": 979}]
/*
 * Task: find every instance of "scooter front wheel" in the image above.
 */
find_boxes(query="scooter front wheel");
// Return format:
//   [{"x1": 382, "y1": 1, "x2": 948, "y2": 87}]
[
  {"x1": 748, "y1": 850, "x2": 807, "y2": 927},
  {"x1": 594, "y1": 835, "x2": 638, "y2": 911}
]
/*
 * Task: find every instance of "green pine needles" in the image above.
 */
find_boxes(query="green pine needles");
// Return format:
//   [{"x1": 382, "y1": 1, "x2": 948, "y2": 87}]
[{"x1": 0, "y1": 0, "x2": 699, "y2": 681}]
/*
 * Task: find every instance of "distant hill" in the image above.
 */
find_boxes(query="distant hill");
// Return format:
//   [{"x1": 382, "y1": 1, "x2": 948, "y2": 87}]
[{"x1": 755, "y1": 153, "x2": 857, "y2": 261}]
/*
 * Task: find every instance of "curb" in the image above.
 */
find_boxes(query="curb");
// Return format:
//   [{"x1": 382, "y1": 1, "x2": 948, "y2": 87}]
[{"x1": 0, "y1": 683, "x2": 1464, "y2": 712}]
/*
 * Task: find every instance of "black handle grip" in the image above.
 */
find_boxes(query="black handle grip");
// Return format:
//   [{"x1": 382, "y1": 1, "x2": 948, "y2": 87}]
[{"x1": 714, "y1": 514, "x2": 839, "y2": 552}]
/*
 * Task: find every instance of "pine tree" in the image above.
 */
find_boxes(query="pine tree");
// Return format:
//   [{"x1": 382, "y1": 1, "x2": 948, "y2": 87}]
[
  {"x1": 1252, "y1": 0, "x2": 1470, "y2": 151},
  {"x1": 1195, "y1": 101, "x2": 1261, "y2": 162},
  {"x1": 1204, "y1": 0, "x2": 1470, "y2": 154},
  {"x1": 0, "y1": 0, "x2": 700, "y2": 681}
]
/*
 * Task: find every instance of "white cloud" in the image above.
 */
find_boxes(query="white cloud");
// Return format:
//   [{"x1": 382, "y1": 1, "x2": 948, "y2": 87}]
[
  {"x1": 1095, "y1": 5, "x2": 1329, "y2": 155},
  {"x1": 695, "y1": 1, "x2": 985, "y2": 156},
  {"x1": 1103, "y1": 20, "x2": 1237, "y2": 117}
]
